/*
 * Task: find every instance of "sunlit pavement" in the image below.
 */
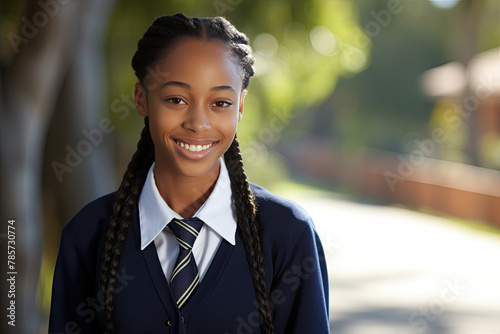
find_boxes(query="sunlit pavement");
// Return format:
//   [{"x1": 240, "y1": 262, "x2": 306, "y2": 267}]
[{"x1": 280, "y1": 189, "x2": 500, "y2": 334}]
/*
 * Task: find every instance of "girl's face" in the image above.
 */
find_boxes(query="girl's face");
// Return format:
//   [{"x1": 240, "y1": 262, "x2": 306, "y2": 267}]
[{"x1": 135, "y1": 38, "x2": 245, "y2": 179}]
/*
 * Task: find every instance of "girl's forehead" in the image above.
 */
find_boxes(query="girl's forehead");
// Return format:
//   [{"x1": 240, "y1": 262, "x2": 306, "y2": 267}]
[
  {"x1": 161, "y1": 38, "x2": 231, "y2": 64},
  {"x1": 148, "y1": 39, "x2": 244, "y2": 90}
]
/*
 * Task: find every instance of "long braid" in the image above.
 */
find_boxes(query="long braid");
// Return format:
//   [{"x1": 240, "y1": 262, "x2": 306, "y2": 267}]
[
  {"x1": 99, "y1": 119, "x2": 154, "y2": 333},
  {"x1": 224, "y1": 137, "x2": 274, "y2": 334}
]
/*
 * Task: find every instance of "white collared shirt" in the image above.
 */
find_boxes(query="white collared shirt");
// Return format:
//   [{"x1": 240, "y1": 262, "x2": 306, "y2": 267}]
[{"x1": 138, "y1": 159, "x2": 237, "y2": 281}]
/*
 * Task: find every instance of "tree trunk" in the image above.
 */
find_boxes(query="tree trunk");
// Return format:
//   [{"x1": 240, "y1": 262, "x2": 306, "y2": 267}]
[
  {"x1": 44, "y1": 0, "x2": 116, "y2": 227},
  {"x1": 455, "y1": 0, "x2": 484, "y2": 165},
  {"x1": 0, "y1": 0, "x2": 115, "y2": 332}
]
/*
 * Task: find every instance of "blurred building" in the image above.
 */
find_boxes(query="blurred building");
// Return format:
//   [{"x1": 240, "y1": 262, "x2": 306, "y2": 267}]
[
  {"x1": 285, "y1": 48, "x2": 500, "y2": 228},
  {"x1": 421, "y1": 47, "x2": 500, "y2": 169}
]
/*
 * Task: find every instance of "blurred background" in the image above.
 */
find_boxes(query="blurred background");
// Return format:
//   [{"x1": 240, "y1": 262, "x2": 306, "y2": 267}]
[{"x1": 1, "y1": 0, "x2": 499, "y2": 333}]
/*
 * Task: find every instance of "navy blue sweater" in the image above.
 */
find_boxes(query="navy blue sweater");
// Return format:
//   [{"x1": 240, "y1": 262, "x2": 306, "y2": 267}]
[{"x1": 49, "y1": 183, "x2": 330, "y2": 333}]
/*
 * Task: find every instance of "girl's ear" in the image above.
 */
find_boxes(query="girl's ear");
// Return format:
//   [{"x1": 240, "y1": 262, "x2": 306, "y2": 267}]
[
  {"x1": 135, "y1": 82, "x2": 148, "y2": 116},
  {"x1": 238, "y1": 90, "x2": 247, "y2": 122}
]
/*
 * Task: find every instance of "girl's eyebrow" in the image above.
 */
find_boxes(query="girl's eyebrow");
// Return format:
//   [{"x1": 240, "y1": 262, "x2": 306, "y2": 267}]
[
  {"x1": 210, "y1": 85, "x2": 237, "y2": 94},
  {"x1": 161, "y1": 81, "x2": 190, "y2": 90},
  {"x1": 161, "y1": 81, "x2": 236, "y2": 94}
]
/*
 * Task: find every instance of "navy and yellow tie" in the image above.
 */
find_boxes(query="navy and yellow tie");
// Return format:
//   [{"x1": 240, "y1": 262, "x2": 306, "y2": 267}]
[{"x1": 168, "y1": 217, "x2": 204, "y2": 309}]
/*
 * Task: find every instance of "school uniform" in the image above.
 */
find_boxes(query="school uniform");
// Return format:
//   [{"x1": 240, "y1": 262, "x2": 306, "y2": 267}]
[{"x1": 49, "y1": 160, "x2": 330, "y2": 333}]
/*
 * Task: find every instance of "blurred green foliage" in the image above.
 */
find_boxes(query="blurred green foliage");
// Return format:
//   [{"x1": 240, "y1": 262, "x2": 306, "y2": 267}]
[
  {"x1": 281, "y1": 0, "x2": 499, "y2": 159},
  {"x1": 104, "y1": 0, "x2": 371, "y2": 185},
  {"x1": 2, "y1": 0, "x2": 497, "y2": 186},
  {"x1": 1, "y1": 0, "x2": 370, "y2": 186}
]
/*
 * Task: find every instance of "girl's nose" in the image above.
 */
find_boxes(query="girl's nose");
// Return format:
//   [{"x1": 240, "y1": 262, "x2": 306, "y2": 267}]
[{"x1": 182, "y1": 105, "x2": 211, "y2": 133}]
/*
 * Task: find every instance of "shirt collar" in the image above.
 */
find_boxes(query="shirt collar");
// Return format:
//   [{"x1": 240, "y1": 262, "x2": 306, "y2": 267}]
[{"x1": 138, "y1": 158, "x2": 237, "y2": 250}]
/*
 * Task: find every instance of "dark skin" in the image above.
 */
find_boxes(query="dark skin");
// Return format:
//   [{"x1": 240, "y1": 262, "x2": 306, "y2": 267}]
[{"x1": 134, "y1": 38, "x2": 246, "y2": 218}]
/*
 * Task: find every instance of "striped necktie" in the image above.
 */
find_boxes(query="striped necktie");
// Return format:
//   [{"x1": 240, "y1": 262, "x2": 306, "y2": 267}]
[{"x1": 168, "y1": 217, "x2": 204, "y2": 309}]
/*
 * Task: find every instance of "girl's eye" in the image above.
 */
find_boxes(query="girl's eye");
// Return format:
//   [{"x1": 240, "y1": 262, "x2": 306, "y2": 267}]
[
  {"x1": 212, "y1": 101, "x2": 232, "y2": 108},
  {"x1": 166, "y1": 97, "x2": 186, "y2": 105}
]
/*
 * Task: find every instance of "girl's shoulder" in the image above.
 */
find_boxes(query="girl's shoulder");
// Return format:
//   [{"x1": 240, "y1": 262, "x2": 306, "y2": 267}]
[
  {"x1": 250, "y1": 183, "x2": 315, "y2": 237},
  {"x1": 61, "y1": 192, "x2": 116, "y2": 247},
  {"x1": 250, "y1": 183, "x2": 324, "y2": 278}
]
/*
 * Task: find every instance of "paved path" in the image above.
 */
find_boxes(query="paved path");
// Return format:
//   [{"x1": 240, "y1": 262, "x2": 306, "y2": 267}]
[{"x1": 279, "y1": 188, "x2": 500, "y2": 334}]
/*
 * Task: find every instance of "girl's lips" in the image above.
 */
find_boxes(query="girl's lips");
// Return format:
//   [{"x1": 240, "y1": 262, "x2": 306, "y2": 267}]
[{"x1": 173, "y1": 139, "x2": 218, "y2": 160}]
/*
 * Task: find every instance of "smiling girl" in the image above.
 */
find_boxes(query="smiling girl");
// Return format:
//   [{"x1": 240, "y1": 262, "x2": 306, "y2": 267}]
[{"x1": 49, "y1": 13, "x2": 329, "y2": 334}]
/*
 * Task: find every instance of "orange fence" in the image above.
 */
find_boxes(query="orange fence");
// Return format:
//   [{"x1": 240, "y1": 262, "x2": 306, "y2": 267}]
[{"x1": 285, "y1": 140, "x2": 500, "y2": 227}]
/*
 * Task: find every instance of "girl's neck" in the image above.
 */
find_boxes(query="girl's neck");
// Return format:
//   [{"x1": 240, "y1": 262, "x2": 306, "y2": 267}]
[{"x1": 153, "y1": 161, "x2": 220, "y2": 218}]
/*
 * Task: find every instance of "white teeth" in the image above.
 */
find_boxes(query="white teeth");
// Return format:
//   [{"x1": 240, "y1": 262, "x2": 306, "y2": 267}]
[{"x1": 176, "y1": 141, "x2": 214, "y2": 152}]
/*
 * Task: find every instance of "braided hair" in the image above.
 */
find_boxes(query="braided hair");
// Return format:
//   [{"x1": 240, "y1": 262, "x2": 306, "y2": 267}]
[{"x1": 99, "y1": 13, "x2": 274, "y2": 333}]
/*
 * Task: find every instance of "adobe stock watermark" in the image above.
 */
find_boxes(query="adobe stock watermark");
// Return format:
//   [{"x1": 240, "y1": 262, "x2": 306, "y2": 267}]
[
  {"x1": 384, "y1": 73, "x2": 498, "y2": 192},
  {"x1": 241, "y1": 107, "x2": 296, "y2": 167},
  {"x1": 399, "y1": 277, "x2": 467, "y2": 334},
  {"x1": 51, "y1": 65, "x2": 170, "y2": 182},
  {"x1": 49, "y1": 266, "x2": 135, "y2": 334},
  {"x1": 213, "y1": 0, "x2": 243, "y2": 16},
  {"x1": 361, "y1": 0, "x2": 411, "y2": 39},
  {"x1": 7, "y1": 0, "x2": 71, "y2": 54},
  {"x1": 312, "y1": 0, "x2": 411, "y2": 74},
  {"x1": 50, "y1": 94, "x2": 134, "y2": 183},
  {"x1": 224, "y1": 255, "x2": 325, "y2": 334},
  {"x1": 341, "y1": 0, "x2": 413, "y2": 52},
  {"x1": 321, "y1": 234, "x2": 342, "y2": 260}
]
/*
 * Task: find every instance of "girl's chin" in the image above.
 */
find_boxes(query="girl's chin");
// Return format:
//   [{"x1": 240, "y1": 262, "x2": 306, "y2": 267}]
[
  {"x1": 156, "y1": 156, "x2": 221, "y2": 179},
  {"x1": 176, "y1": 163, "x2": 221, "y2": 179}
]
